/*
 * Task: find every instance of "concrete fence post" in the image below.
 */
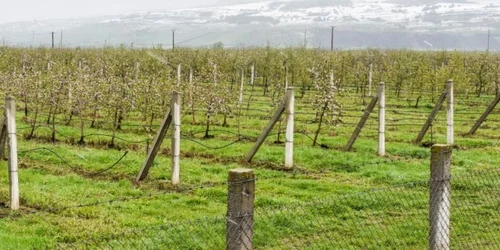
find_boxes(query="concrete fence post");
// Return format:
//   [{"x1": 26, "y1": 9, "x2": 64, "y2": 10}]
[
  {"x1": 446, "y1": 79, "x2": 454, "y2": 145},
  {"x1": 5, "y1": 96, "x2": 19, "y2": 210},
  {"x1": 239, "y1": 69, "x2": 244, "y2": 104},
  {"x1": 177, "y1": 63, "x2": 182, "y2": 87},
  {"x1": 429, "y1": 144, "x2": 452, "y2": 250},
  {"x1": 226, "y1": 169, "x2": 255, "y2": 250},
  {"x1": 446, "y1": 80, "x2": 454, "y2": 145},
  {"x1": 378, "y1": 82, "x2": 385, "y2": 156},
  {"x1": 368, "y1": 63, "x2": 373, "y2": 96},
  {"x1": 171, "y1": 91, "x2": 182, "y2": 185},
  {"x1": 284, "y1": 88, "x2": 294, "y2": 169}
]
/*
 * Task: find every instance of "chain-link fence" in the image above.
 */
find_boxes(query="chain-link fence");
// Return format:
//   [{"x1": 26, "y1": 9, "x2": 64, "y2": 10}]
[{"x1": 60, "y1": 164, "x2": 499, "y2": 250}]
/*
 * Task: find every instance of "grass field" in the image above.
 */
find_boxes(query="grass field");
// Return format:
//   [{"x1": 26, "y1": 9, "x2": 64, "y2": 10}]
[{"x1": 0, "y1": 83, "x2": 499, "y2": 249}]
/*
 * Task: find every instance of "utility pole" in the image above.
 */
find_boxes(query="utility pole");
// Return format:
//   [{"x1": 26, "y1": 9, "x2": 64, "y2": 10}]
[
  {"x1": 51, "y1": 32, "x2": 55, "y2": 49},
  {"x1": 330, "y1": 26, "x2": 335, "y2": 51},
  {"x1": 60, "y1": 30, "x2": 63, "y2": 48},
  {"x1": 487, "y1": 29, "x2": 491, "y2": 52},
  {"x1": 172, "y1": 29, "x2": 176, "y2": 50}
]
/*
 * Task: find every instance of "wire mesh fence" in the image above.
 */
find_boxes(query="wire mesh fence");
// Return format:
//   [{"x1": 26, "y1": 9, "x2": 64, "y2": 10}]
[{"x1": 60, "y1": 167, "x2": 499, "y2": 249}]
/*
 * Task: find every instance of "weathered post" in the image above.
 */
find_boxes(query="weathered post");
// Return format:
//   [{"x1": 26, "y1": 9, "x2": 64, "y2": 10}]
[
  {"x1": 446, "y1": 80, "x2": 453, "y2": 145},
  {"x1": 136, "y1": 101, "x2": 173, "y2": 181},
  {"x1": 245, "y1": 103, "x2": 285, "y2": 162},
  {"x1": 171, "y1": 92, "x2": 182, "y2": 185},
  {"x1": 226, "y1": 169, "x2": 255, "y2": 250},
  {"x1": 429, "y1": 144, "x2": 452, "y2": 250},
  {"x1": 284, "y1": 88, "x2": 294, "y2": 169},
  {"x1": 468, "y1": 93, "x2": 500, "y2": 135},
  {"x1": 5, "y1": 96, "x2": 19, "y2": 210},
  {"x1": 344, "y1": 95, "x2": 378, "y2": 151},
  {"x1": 378, "y1": 82, "x2": 385, "y2": 156},
  {"x1": 0, "y1": 119, "x2": 6, "y2": 161},
  {"x1": 415, "y1": 89, "x2": 447, "y2": 144}
]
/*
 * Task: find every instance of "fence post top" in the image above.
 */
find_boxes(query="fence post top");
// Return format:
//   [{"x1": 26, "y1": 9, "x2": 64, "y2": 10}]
[
  {"x1": 5, "y1": 96, "x2": 15, "y2": 101},
  {"x1": 431, "y1": 144, "x2": 452, "y2": 153},
  {"x1": 379, "y1": 82, "x2": 385, "y2": 85},
  {"x1": 172, "y1": 91, "x2": 183, "y2": 96},
  {"x1": 229, "y1": 168, "x2": 253, "y2": 174},
  {"x1": 228, "y1": 169, "x2": 254, "y2": 181},
  {"x1": 447, "y1": 79, "x2": 453, "y2": 83},
  {"x1": 286, "y1": 87, "x2": 295, "y2": 91}
]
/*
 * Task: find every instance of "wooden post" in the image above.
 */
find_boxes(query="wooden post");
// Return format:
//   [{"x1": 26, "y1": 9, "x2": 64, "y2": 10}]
[
  {"x1": 136, "y1": 106, "x2": 173, "y2": 181},
  {"x1": 468, "y1": 93, "x2": 500, "y2": 135},
  {"x1": 0, "y1": 118, "x2": 6, "y2": 161},
  {"x1": 344, "y1": 95, "x2": 378, "y2": 151},
  {"x1": 226, "y1": 169, "x2": 254, "y2": 250},
  {"x1": 171, "y1": 92, "x2": 181, "y2": 185},
  {"x1": 429, "y1": 144, "x2": 452, "y2": 250},
  {"x1": 245, "y1": 103, "x2": 285, "y2": 162},
  {"x1": 378, "y1": 82, "x2": 385, "y2": 156},
  {"x1": 5, "y1": 96, "x2": 19, "y2": 210},
  {"x1": 368, "y1": 63, "x2": 373, "y2": 96},
  {"x1": 415, "y1": 89, "x2": 447, "y2": 144},
  {"x1": 284, "y1": 88, "x2": 294, "y2": 169},
  {"x1": 239, "y1": 69, "x2": 244, "y2": 104},
  {"x1": 177, "y1": 64, "x2": 182, "y2": 87},
  {"x1": 446, "y1": 80, "x2": 453, "y2": 145}
]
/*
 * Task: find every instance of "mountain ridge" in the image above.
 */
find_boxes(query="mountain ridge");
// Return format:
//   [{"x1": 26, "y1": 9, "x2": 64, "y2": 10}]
[{"x1": 1, "y1": 0, "x2": 499, "y2": 50}]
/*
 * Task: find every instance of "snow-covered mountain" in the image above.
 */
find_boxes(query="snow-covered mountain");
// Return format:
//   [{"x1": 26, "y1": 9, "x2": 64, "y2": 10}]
[{"x1": 1, "y1": 0, "x2": 499, "y2": 50}]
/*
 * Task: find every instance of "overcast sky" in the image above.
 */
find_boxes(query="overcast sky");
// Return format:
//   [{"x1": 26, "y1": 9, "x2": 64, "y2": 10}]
[{"x1": 0, "y1": 0, "x2": 222, "y2": 23}]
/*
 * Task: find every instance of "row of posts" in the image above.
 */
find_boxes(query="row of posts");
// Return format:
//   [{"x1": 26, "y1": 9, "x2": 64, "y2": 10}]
[
  {"x1": 1, "y1": 80, "x2": 455, "y2": 209},
  {"x1": 227, "y1": 144, "x2": 452, "y2": 249},
  {"x1": 0, "y1": 94, "x2": 458, "y2": 249}
]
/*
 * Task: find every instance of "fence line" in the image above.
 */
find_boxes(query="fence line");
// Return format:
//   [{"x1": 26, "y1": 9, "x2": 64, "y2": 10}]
[{"x1": 59, "y1": 166, "x2": 499, "y2": 249}]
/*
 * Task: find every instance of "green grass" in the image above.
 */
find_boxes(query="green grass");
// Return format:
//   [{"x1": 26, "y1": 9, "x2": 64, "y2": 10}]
[{"x1": 0, "y1": 85, "x2": 499, "y2": 249}]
